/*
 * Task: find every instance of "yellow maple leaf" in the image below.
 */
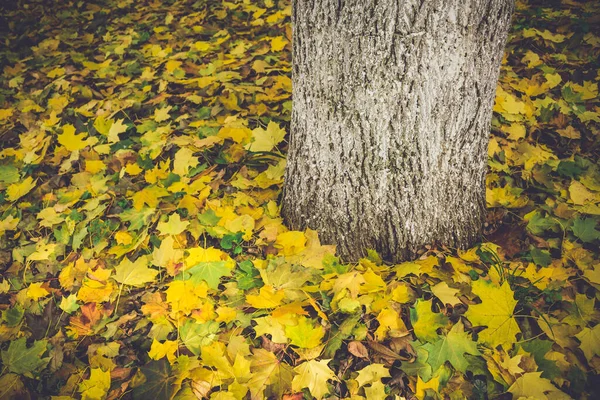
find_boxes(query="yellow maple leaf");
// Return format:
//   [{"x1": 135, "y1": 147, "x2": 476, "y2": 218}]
[
  {"x1": 114, "y1": 231, "x2": 133, "y2": 245},
  {"x1": 431, "y1": 281, "x2": 461, "y2": 306},
  {"x1": 84, "y1": 160, "x2": 106, "y2": 174},
  {"x1": 79, "y1": 368, "x2": 111, "y2": 400},
  {"x1": 77, "y1": 267, "x2": 115, "y2": 304},
  {"x1": 416, "y1": 375, "x2": 440, "y2": 400},
  {"x1": 26, "y1": 282, "x2": 50, "y2": 301},
  {"x1": 6, "y1": 177, "x2": 36, "y2": 202},
  {"x1": 131, "y1": 185, "x2": 169, "y2": 210},
  {"x1": 0, "y1": 108, "x2": 14, "y2": 121},
  {"x1": 193, "y1": 41, "x2": 212, "y2": 52},
  {"x1": 569, "y1": 181, "x2": 598, "y2": 205},
  {"x1": 153, "y1": 105, "x2": 172, "y2": 122},
  {"x1": 465, "y1": 279, "x2": 521, "y2": 348},
  {"x1": 270, "y1": 36, "x2": 288, "y2": 52},
  {"x1": 521, "y1": 50, "x2": 542, "y2": 68},
  {"x1": 107, "y1": 118, "x2": 128, "y2": 143},
  {"x1": 508, "y1": 372, "x2": 566, "y2": 399},
  {"x1": 157, "y1": 213, "x2": 190, "y2": 236},
  {"x1": 152, "y1": 236, "x2": 183, "y2": 271},
  {"x1": 544, "y1": 72, "x2": 562, "y2": 89},
  {"x1": 165, "y1": 280, "x2": 208, "y2": 315},
  {"x1": 148, "y1": 339, "x2": 178, "y2": 363},
  {"x1": 0, "y1": 215, "x2": 19, "y2": 233},
  {"x1": 502, "y1": 123, "x2": 526, "y2": 141},
  {"x1": 47, "y1": 66, "x2": 65, "y2": 78},
  {"x1": 173, "y1": 147, "x2": 199, "y2": 176},
  {"x1": 285, "y1": 316, "x2": 324, "y2": 349},
  {"x1": 185, "y1": 246, "x2": 229, "y2": 268},
  {"x1": 246, "y1": 285, "x2": 284, "y2": 309},
  {"x1": 374, "y1": 307, "x2": 406, "y2": 340},
  {"x1": 246, "y1": 121, "x2": 286, "y2": 152},
  {"x1": 292, "y1": 359, "x2": 335, "y2": 400},
  {"x1": 576, "y1": 325, "x2": 600, "y2": 362},
  {"x1": 216, "y1": 306, "x2": 237, "y2": 323},
  {"x1": 113, "y1": 256, "x2": 158, "y2": 287},
  {"x1": 275, "y1": 231, "x2": 306, "y2": 256},
  {"x1": 391, "y1": 283, "x2": 413, "y2": 303},
  {"x1": 486, "y1": 186, "x2": 528, "y2": 208},
  {"x1": 355, "y1": 364, "x2": 391, "y2": 387},
  {"x1": 93, "y1": 115, "x2": 112, "y2": 135},
  {"x1": 218, "y1": 126, "x2": 252, "y2": 144}
]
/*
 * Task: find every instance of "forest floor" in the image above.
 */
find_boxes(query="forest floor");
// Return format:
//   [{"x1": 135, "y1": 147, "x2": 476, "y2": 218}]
[{"x1": 0, "y1": 0, "x2": 599, "y2": 399}]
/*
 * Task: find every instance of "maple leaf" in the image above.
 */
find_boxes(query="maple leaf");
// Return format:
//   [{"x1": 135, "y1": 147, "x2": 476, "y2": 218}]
[
  {"x1": 165, "y1": 280, "x2": 208, "y2": 315},
  {"x1": 113, "y1": 256, "x2": 159, "y2": 287},
  {"x1": 5, "y1": 176, "x2": 36, "y2": 202},
  {"x1": 107, "y1": 118, "x2": 128, "y2": 143},
  {"x1": 410, "y1": 299, "x2": 448, "y2": 343},
  {"x1": 246, "y1": 285, "x2": 285, "y2": 309},
  {"x1": 465, "y1": 279, "x2": 521, "y2": 348},
  {"x1": 253, "y1": 316, "x2": 288, "y2": 343},
  {"x1": 431, "y1": 281, "x2": 461, "y2": 306},
  {"x1": 57, "y1": 124, "x2": 94, "y2": 151},
  {"x1": 148, "y1": 339, "x2": 178, "y2": 363},
  {"x1": 246, "y1": 121, "x2": 286, "y2": 152},
  {"x1": 275, "y1": 231, "x2": 306, "y2": 256},
  {"x1": 285, "y1": 316, "x2": 325, "y2": 348},
  {"x1": 179, "y1": 320, "x2": 219, "y2": 356},
  {"x1": 292, "y1": 359, "x2": 335, "y2": 400},
  {"x1": 153, "y1": 105, "x2": 172, "y2": 122},
  {"x1": 157, "y1": 213, "x2": 190, "y2": 236},
  {"x1": 422, "y1": 320, "x2": 480, "y2": 373},
  {"x1": 248, "y1": 349, "x2": 294, "y2": 399},
  {"x1": 508, "y1": 372, "x2": 566, "y2": 400},
  {"x1": 152, "y1": 236, "x2": 183, "y2": 270},
  {"x1": 374, "y1": 307, "x2": 406, "y2": 340},
  {"x1": 415, "y1": 375, "x2": 440, "y2": 400},
  {"x1": 79, "y1": 368, "x2": 111, "y2": 400},
  {"x1": 25, "y1": 282, "x2": 50, "y2": 301},
  {"x1": 173, "y1": 147, "x2": 199, "y2": 176},
  {"x1": 575, "y1": 325, "x2": 600, "y2": 362},
  {"x1": 184, "y1": 261, "x2": 232, "y2": 290},
  {"x1": 131, "y1": 185, "x2": 169, "y2": 210},
  {"x1": 355, "y1": 363, "x2": 390, "y2": 387},
  {"x1": 1, "y1": 337, "x2": 49, "y2": 376}
]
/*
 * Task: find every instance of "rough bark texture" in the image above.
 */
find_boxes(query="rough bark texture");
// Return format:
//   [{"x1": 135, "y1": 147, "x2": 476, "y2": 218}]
[{"x1": 282, "y1": 0, "x2": 515, "y2": 262}]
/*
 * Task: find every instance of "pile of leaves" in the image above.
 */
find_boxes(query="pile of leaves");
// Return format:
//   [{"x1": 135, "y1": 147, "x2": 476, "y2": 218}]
[{"x1": 0, "y1": 0, "x2": 598, "y2": 398}]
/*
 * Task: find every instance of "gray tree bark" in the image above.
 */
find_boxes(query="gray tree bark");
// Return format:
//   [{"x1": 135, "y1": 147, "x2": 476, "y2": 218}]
[{"x1": 282, "y1": 0, "x2": 514, "y2": 262}]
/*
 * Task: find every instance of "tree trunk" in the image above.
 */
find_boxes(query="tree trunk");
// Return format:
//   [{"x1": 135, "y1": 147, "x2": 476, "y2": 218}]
[{"x1": 282, "y1": 0, "x2": 514, "y2": 262}]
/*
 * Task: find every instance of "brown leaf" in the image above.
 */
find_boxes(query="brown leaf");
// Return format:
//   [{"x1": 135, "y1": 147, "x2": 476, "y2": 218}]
[{"x1": 348, "y1": 341, "x2": 369, "y2": 358}]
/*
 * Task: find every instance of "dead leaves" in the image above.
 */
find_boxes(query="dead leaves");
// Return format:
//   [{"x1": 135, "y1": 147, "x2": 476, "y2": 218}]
[{"x1": 0, "y1": 0, "x2": 599, "y2": 399}]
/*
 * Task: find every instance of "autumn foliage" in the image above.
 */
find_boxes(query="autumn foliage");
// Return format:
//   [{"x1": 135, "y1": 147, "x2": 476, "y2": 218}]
[{"x1": 0, "y1": 0, "x2": 599, "y2": 399}]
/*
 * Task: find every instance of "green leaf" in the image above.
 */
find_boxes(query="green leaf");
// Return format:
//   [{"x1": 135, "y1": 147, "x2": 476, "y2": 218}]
[
  {"x1": 133, "y1": 359, "x2": 179, "y2": 400},
  {"x1": 410, "y1": 299, "x2": 448, "y2": 343},
  {"x1": 2, "y1": 305, "x2": 24, "y2": 327},
  {"x1": 179, "y1": 321, "x2": 219, "y2": 356},
  {"x1": 401, "y1": 344, "x2": 433, "y2": 381},
  {"x1": 1, "y1": 337, "x2": 49, "y2": 375},
  {"x1": 530, "y1": 247, "x2": 552, "y2": 267},
  {"x1": 198, "y1": 209, "x2": 221, "y2": 226},
  {"x1": 285, "y1": 317, "x2": 325, "y2": 348},
  {"x1": 525, "y1": 210, "x2": 560, "y2": 236},
  {"x1": 521, "y1": 339, "x2": 560, "y2": 380},
  {"x1": 184, "y1": 261, "x2": 231, "y2": 289},
  {"x1": 422, "y1": 321, "x2": 480, "y2": 373},
  {"x1": 572, "y1": 217, "x2": 600, "y2": 243}
]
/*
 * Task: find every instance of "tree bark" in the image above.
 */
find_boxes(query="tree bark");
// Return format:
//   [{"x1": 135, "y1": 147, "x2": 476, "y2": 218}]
[{"x1": 282, "y1": 0, "x2": 514, "y2": 262}]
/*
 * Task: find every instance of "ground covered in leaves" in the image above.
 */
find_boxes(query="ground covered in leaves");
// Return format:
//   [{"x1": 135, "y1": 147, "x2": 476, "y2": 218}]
[{"x1": 0, "y1": 0, "x2": 599, "y2": 399}]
